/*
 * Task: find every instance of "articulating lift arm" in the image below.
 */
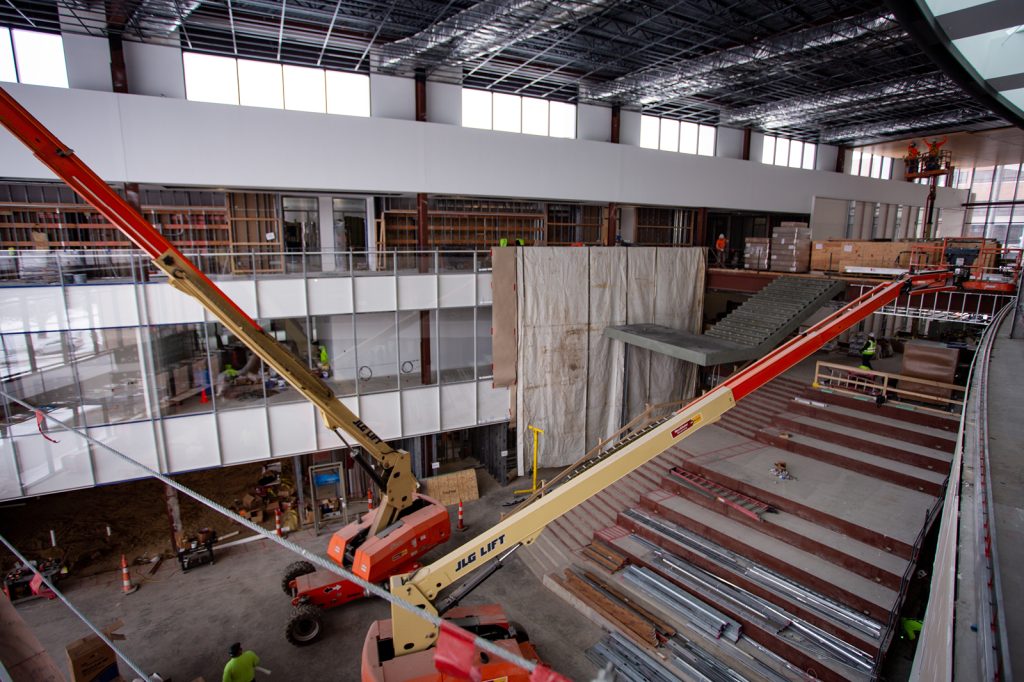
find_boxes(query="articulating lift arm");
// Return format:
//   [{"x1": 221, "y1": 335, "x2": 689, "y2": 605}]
[
  {"x1": 0, "y1": 86, "x2": 413, "y2": 535},
  {"x1": 386, "y1": 271, "x2": 957, "y2": 657}
]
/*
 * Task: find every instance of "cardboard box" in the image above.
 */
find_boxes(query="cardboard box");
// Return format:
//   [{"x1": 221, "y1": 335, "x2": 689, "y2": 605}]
[
  {"x1": 65, "y1": 621, "x2": 124, "y2": 682},
  {"x1": 744, "y1": 239, "x2": 770, "y2": 270}
]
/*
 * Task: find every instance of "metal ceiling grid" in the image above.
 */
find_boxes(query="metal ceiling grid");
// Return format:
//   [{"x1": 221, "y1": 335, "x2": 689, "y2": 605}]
[{"x1": 0, "y1": 0, "x2": 1010, "y2": 145}]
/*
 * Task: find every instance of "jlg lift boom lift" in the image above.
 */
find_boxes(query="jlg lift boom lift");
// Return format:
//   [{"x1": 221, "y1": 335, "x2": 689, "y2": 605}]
[
  {"x1": 0, "y1": 87, "x2": 961, "y2": 680},
  {"x1": 360, "y1": 268, "x2": 956, "y2": 680},
  {"x1": 0, "y1": 86, "x2": 450, "y2": 645}
]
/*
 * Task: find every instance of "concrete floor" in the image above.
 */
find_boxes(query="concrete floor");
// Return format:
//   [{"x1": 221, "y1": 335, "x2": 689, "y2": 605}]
[{"x1": 13, "y1": 471, "x2": 603, "y2": 682}]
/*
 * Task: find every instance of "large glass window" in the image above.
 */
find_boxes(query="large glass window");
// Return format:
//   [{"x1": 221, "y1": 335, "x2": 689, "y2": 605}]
[
  {"x1": 75, "y1": 327, "x2": 148, "y2": 424},
  {"x1": 461, "y1": 88, "x2": 576, "y2": 139},
  {"x1": 183, "y1": 52, "x2": 369, "y2": 116},
  {"x1": 238, "y1": 59, "x2": 283, "y2": 109},
  {"x1": 439, "y1": 308, "x2": 475, "y2": 384},
  {"x1": 326, "y1": 71, "x2": 370, "y2": 116},
  {"x1": 148, "y1": 323, "x2": 214, "y2": 417},
  {"x1": 762, "y1": 135, "x2": 816, "y2": 169},
  {"x1": 640, "y1": 115, "x2": 716, "y2": 156},
  {"x1": 183, "y1": 53, "x2": 239, "y2": 105},
  {"x1": 1, "y1": 331, "x2": 87, "y2": 428},
  {"x1": 355, "y1": 312, "x2": 399, "y2": 393},
  {"x1": 0, "y1": 28, "x2": 68, "y2": 87},
  {"x1": 0, "y1": 28, "x2": 15, "y2": 82},
  {"x1": 476, "y1": 308, "x2": 492, "y2": 379},
  {"x1": 848, "y1": 150, "x2": 893, "y2": 179},
  {"x1": 283, "y1": 65, "x2": 326, "y2": 113},
  {"x1": 398, "y1": 310, "x2": 437, "y2": 388},
  {"x1": 311, "y1": 314, "x2": 357, "y2": 397}
]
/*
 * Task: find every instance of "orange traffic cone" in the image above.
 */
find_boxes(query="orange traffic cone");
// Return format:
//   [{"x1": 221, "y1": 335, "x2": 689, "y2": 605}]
[
  {"x1": 120, "y1": 554, "x2": 138, "y2": 594},
  {"x1": 200, "y1": 388, "x2": 209, "y2": 404},
  {"x1": 367, "y1": 488, "x2": 374, "y2": 511},
  {"x1": 456, "y1": 499, "x2": 467, "y2": 532}
]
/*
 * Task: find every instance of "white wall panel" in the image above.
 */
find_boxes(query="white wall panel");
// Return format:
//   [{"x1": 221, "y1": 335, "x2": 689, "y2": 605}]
[
  {"x1": 0, "y1": 85, "x2": 127, "y2": 181},
  {"x1": 0, "y1": 287, "x2": 67, "y2": 332},
  {"x1": 370, "y1": 74, "x2": 415, "y2": 120},
  {"x1": 0, "y1": 437, "x2": 21, "y2": 500},
  {"x1": 441, "y1": 383, "x2": 476, "y2": 430},
  {"x1": 218, "y1": 408, "x2": 271, "y2": 464},
  {"x1": 257, "y1": 278, "x2": 307, "y2": 319},
  {"x1": 316, "y1": 397, "x2": 360, "y2": 449},
  {"x1": 163, "y1": 413, "x2": 219, "y2": 472},
  {"x1": 439, "y1": 274, "x2": 475, "y2": 308},
  {"x1": 354, "y1": 277, "x2": 397, "y2": 312},
  {"x1": 0, "y1": 84, "x2": 970, "y2": 214},
  {"x1": 123, "y1": 42, "x2": 186, "y2": 99},
  {"x1": 426, "y1": 82, "x2": 461, "y2": 125},
  {"x1": 12, "y1": 405, "x2": 95, "y2": 494},
  {"x1": 89, "y1": 421, "x2": 159, "y2": 484},
  {"x1": 143, "y1": 282, "x2": 205, "y2": 325},
  {"x1": 307, "y1": 277, "x2": 354, "y2": 315},
  {"x1": 715, "y1": 127, "x2": 744, "y2": 159},
  {"x1": 269, "y1": 402, "x2": 317, "y2": 456},
  {"x1": 215, "y1": 280, "x2": 258, "y2": 319},
  {"x1": 476, "y1": 273, "x2": 493, "y2": 305},
  {"x1": 398, "y1": 275, "x2": 437, "y2": 310},
  {"x1": 360, "y1": 392, "x2": 402, "y2": 439},
  {"x1": 578, "y1": 104, "x2": 611, "y2": 142},
  {"x1": 66, "y1": 285, "x2": 139, "y2": 329},
  {"x1": 401, "y1": 386, "x2": 440, "y2": 436},
  {"x1": 477, "y1": 382, "x2": 509, "y2": 424},
  {"x1": 63, "y1": 34, "x2": 113, "y2": 92}
]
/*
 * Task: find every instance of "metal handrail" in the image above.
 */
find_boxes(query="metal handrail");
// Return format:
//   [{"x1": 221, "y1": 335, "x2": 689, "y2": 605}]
[
  {"x1": 813, "y1": 360, "x2": 966, "y2": 413},
  {"x1": 0, "y1": 248, "x2": 493, "y2": 285}
]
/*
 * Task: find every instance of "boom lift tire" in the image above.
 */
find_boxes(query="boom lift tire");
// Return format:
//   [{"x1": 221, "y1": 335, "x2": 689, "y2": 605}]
[
  {"x1": 281, "y1": 561, "x2": 316, "y2": 596},
  {"x1": 285, "y1": 603, "x2": 325, "y2": 646}
]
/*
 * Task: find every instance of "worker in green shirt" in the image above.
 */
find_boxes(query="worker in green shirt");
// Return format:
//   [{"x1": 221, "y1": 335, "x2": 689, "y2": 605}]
[
  {"x1": 859, "y1": 332, "x2": 877, "y2": 371},
  {"x1": 223, "y1": 642, "x2": 259, "y2": 682}
]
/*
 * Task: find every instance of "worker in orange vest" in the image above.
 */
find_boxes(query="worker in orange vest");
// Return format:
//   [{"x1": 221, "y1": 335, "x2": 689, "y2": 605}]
[
  {"x1": 906, "y1": 142, "x2": 920, "y2": 173},
  {"x1": 924, "y1": 136, "x2": 947, "y2": 170},
  {"x1": 714, "y1": 233, "x2": 728, "y2": 267}
]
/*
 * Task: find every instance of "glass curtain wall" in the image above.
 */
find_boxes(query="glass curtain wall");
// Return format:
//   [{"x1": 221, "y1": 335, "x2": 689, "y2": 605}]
[{"x1": 958, "y1": 163, "x2": 1024, "y2": 248}]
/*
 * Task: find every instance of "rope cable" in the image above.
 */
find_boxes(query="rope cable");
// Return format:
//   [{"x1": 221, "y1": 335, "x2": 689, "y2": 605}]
[{"x1": 0, "y1": 390, "x2": 539, "y2": 674}]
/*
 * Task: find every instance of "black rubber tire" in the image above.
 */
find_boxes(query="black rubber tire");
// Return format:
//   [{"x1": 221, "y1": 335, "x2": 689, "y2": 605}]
[
  {"x1": 509, "y1": 621, "x2": 530, "y2": 644},
  {"x1": 285, "y1": 604, "x2": 324, "y2": 646},
  {"x1": 281, "y1": 560, "x2": 316, "y2": 596}
]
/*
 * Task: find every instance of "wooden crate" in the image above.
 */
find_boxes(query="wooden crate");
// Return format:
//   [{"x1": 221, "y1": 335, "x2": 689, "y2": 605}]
[
  {"x1": 421, "y1": 469, "x2": 479, "y2": 506},
  {"x1": 810, "y1": 240, "x2": 928, "y2": 272}
]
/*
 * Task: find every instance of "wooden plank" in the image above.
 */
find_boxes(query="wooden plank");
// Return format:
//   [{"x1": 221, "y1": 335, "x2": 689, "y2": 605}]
[
  {"x1": 554, "y1": 570, "x2": 659, "y2": 647},
  {"x1": 419, "y1": 468, "x2": 479, "y2": 506}
]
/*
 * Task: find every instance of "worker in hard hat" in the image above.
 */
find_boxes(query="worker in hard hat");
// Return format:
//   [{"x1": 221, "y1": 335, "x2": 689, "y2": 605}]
[
  {"x1": 859, "y1": 332, "x2": 877, "y2": 371},
  {"x1": 906, "y1": 142, "x2": 920, "y2": 173},
  {"x1": 714, "y1": 233, "x2": 728, "y2": 267}
]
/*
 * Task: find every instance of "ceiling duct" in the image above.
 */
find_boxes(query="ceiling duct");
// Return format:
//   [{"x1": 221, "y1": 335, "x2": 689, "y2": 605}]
[
  {"x1": 133, "y1": 0, "x2": 203, "y2": 36},
  {"x1": 820, "y1": 108, "x2": 992, "y2": 144},
  {"x1": 378, "y1": 0, "x2": 612, "y2": 71},
  {"x1": 580, "y1": 11, "x2": 900, "y2": 105},
  {"x1": 722, "y1": 74, "x2": 953, "y2": 128}
]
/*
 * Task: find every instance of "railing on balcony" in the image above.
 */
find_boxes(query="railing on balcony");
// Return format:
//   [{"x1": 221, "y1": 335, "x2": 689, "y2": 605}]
[
  {"x1": 0, "y1": 249, "x2": 493, "y2": 286},
  {"x1": 813, "y1": 360, "x2": 966, "y2": 416}
]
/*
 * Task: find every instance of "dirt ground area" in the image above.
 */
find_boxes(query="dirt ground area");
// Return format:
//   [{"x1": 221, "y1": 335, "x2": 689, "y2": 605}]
[
  {"x1": 8, "y1": 466, "x2": 603, "y2": 682},
  {"x1": 0, "y1": 461, "x2": 293, "y2": 577}
]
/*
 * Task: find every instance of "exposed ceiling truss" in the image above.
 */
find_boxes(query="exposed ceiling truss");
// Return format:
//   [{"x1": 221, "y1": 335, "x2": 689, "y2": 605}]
[{"x1": 0, "y1": 0, "x2": 1011, "y2": 145}]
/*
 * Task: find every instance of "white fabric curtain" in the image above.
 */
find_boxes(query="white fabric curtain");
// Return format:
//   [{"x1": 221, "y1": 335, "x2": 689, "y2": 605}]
[{"x1": 516, "y1": 246, "x2": 704, "y2": 470}]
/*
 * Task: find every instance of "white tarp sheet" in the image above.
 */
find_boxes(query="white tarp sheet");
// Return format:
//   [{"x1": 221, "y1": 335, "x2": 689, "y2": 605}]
[{"x1": 516, "y1": 247, "x2": 704, "y2": 471}]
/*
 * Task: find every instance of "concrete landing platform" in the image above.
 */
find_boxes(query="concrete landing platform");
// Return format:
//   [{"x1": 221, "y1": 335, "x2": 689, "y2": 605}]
[{"x1": 604, "y1": 324, "x2": 752, "y2": 365}]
